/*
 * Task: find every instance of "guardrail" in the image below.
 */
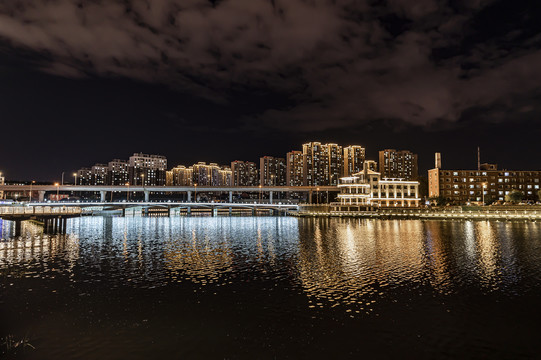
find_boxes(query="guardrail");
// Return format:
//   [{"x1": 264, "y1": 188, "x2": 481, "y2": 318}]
[{"x1": 0, "y1": 206, "x2": 82, "y2": 216}]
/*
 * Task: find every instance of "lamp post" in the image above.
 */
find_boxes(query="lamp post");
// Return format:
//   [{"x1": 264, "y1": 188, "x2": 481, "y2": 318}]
[
  {"x1": 317, "y1": 187, "x2": 320, "y2": 205},
  {"x1": 126, "y1": 182, "x2": 130, "y2": 202},
  {"x1": 73, "y1": 173, "x2": 77, "y2": 185},
  {"x1": 61, "y1": 172, "x2": 65, "y2": 186},
  {"x1": 482, "y1": 183, "x2": 487, "y2": 205},
  {"x1": 54, "y1": 182, "x2": 60, "y2": 202},
  {"x1": 29, "y1": 180, "x2": 35, "y2": 202},
  {"x1": 194, "y1": 183, "x2": 198, "y2": 203},
  {"x1": 259, "y1": 184, "x2": 262, "y2": 203}
]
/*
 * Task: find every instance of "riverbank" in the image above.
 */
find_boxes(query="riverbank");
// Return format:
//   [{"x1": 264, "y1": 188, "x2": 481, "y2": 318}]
[{"x1": 292, "y1": 204, "x2": 541, "y2": 220}]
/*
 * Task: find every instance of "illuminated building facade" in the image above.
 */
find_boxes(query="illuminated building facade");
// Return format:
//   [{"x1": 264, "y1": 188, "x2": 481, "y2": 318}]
[
  {"x1": 378, "y1": 149, "x2": 418, "y2": 180},
  {"x1": 260, "y1": 156, "x2": 286, "y2": 186},
  {"x1": 192, "y1": 162, "x2": 217, "y2": 186},
  {"x1": 302, "y1": 142, "x2": 344, "y2": 186},
  {"x1": 231, "y1": 161, "x2": 259, "y2": 186},
  {"x1": 168, "y1": 165, "x2": 193, "y2": 186},
  {"x1": 0, "y1": 172, "x2": 4, "y2": 199},
  {"x1": 76, "y1": 168, "x2": 92, "y2": 185},
  {"x1": 218, "y1": 167, "x2": 232, "y2": 186},
  {"x1": 337, "y1": 162, "x2": 420, "y2": 208},
  {"x1": 129, "y1": 153, "x2": 167, "y2": 186},
  {"x1": 343, "y1": 145, "x2": 365, "y2": 176},
  {"x1": 108, "y1": 159, "x2": 129, "y2": 185},
  {"x1": 286, "y1": 151, "x2": 303, "y2": 187},
  {"x1": 429, "y1": 161, "x2": 541, "y2": 203},
  {"x1": 91, "y1": 164, "x2": 108, "y2": 185}
]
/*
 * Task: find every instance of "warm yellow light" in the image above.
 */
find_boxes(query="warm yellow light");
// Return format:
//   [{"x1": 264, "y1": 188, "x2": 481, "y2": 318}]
[
  {"x1": 125, "y1": 183, "x2": 129, "y2": 186},
  {"x1": 54, "y1": 183, "x2": 59, "y2": 186}
]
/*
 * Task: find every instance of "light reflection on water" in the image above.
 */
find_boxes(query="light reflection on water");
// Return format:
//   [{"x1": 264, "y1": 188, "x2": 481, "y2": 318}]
[{"x1": 1, "y1": 217, "x2": 541, "y2": 358}]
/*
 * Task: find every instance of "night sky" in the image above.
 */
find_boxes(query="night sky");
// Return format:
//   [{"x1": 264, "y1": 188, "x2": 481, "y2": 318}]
[{"x1": 1, "y1": 0, "x2": 541, "y2": 182}]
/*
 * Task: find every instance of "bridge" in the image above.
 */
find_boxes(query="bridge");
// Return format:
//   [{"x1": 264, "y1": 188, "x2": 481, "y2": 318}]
[
  {"x1": 0, "y1": 206, "x2": 82, "y2": 235},
  {"x1": 0, "y1": 184, "x2": 338, "y2": 203},
  {"x1": 0, "y1": 199, "x2": 301, "y2": 236}
]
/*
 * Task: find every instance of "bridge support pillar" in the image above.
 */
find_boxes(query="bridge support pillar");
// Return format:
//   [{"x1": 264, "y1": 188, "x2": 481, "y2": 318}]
[
  {"x1": 229, "y1": 207, "x2": 232, "y2": 215},
  {"x1": 212, "y1": 208, "x2": 217, "y2": 217},
  {"x1": 187, "y1": 191, "x2": 192, "y2": 202},
  {"x1": 187, "y1": 207, "x2": 191, "y2": 216},
  {"x1": 38, "y1": 191, "x2": 46, "y2": 202},
  {"x1": 270, "y1": 191, "x2": 273, "y2": 204},
  {"x1": 252, "y1": 208, "x2": 256, "y2": 216},
  {"x1": 229, "y1": 191, "x2": 233, "y2": 203},
  {"x1": 63, "y1": 218, "x2": 67, "y2": 233},
  {"x1": 309, "y1": 190, "x2": 313, "y2": 204},
  {"x1": 14, "y1": 220, "x2": 22, "y2": 236},
  {"x1": 144, "y1": 191, "x2": 150, "y2": 202},
  {"x1": 100, "y1": 191, "x2": 107, "y2": 202}
]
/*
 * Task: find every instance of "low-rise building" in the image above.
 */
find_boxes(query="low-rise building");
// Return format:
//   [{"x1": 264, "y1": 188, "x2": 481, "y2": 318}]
[
  {"x1": 337, "y1": 162, "x2": 420, "y2": 208},
  {"x1": 429, "y1": 163, "x2": 541, "y2": 203}
]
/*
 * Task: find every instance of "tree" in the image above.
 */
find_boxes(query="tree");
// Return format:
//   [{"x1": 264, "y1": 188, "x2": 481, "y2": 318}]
[
  {"x1": 429, "y1": 195, "x2": 448, "y2": 206},
  {"x1": 484, "y1": 194, "x2": 495, "y2": 205},
  {"x1": 505, "y1": 190, "x2": 524, "y2": 203}
]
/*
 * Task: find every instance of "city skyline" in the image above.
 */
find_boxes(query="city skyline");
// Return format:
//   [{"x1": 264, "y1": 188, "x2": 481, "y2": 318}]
[{"x1": 1, "y1": 1, "x2": 541, "y2": 180}]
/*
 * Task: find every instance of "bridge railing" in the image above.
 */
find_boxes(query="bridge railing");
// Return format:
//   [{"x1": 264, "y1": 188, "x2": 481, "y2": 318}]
[{"x1": 0, "y1": 206, "x2": 82, "y2": 216}]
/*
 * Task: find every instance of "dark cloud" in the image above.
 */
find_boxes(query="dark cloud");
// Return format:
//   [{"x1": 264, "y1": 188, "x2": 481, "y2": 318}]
[{"x1": 1, "y1": 0, "x2": 541, "y2": 133}]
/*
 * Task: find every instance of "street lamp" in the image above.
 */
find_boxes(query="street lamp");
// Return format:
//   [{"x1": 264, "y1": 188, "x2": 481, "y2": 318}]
[
  {"x1": 126, "y1": 182, "x2": 130, "y2": 201},
  {"x1": 317, "y1": 187, "x2": 320, "y2": 205},
  {"x1": 482, "y1": 183, "x2": 487, "y2": 205},
  {"x1": 54, "y1": 182, "x2": 60, "y2": 202},
  {"x1": 73, "y1": 172, "x2": 77, "y2": 185},
  {"x1": 259, "y1": 184, "x2": 262, "y2": 203},
  {"x1": 29, "y1": 180, "x2": 35, "y2": 202},
  {"x1": 194, "y1": 183, "x2": 198, "y2": 202},
  {"x1": 61, "y1": 172, "x2": 65, "y2": 186}
]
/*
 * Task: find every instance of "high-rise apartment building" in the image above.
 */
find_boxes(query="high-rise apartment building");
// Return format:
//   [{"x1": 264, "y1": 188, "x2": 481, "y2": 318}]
[
  {"x1": 302, "y1": 142, "x2": 343, "y2": 186},
  {"x1": 260, "y1": 156, "x2": 286, "y2": 186},
  {"x1": 325, "y1": 143, "x2": 343, "y2": 185},
  {"x1": 286, "y1": 151, "x2": 304, "y2": 187},
  {"x1": 192, "y1": 162, "x2": 216, "y2": 186},
  {"x1": 378, "y1": 149, "x2": 418, "y2": 180},
  {"x1": 169, "y1": 165, "x2": 193, "y2": 186},
  {"x1": 302, "y1": 142, "x2": 326, "y2": 186},
  {"x1": 77, "y1": 168, "x2": 92, "y2": 185},
  {"x1": 91, "y1": 164, "x2": 108, "y2": 185},
  {"x1": 343, "y1": 145, "x2": 365, "y2": 176},
  {"x1": 0, "y1": 172, "x2": 4, "y2": 199},
  {"x1": 218, "y1": 167, "x2": 233, "y2": 186},
  {"x1": 108, "y1": 159, "x2": 129, "y2": 185},
  {"x1": 129, "y1": 153, "x2": 167, "y2": 186},
  {"x1": 231, "y1": 161, "x2": 259, "y2": 186}
]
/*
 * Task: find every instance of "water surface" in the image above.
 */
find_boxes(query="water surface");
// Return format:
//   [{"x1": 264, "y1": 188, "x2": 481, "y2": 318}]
[{"x1": 1, "y1": 217, "x2": 541, "y2": 359}]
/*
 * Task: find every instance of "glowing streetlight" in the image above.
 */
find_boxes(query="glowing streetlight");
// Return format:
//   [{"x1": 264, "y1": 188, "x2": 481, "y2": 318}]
[
  {"x1": 317, "y1": 187, "x2": 320, "y2": 204},
  {"x1": 259, "y1": 184, "x2": 262, "y2": 203},
  {"x1": 73, "y1": 172, "x2": 77, "y2": 185},
  {"x1": 54, "y1": 182, "x2": 60, "y2": 201},
  {"x1": 29, "y1": 180, "x2": 35, "y2": 202},
  {"x1": 194, "y1": 183, "x2": 198, "y2": 202},
  {"x1": 482, "y1": 183, "x2": 487, "y2": 205},
  {"x1": 126, "y1": 182, "x2": 130, "y2": 201}
]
